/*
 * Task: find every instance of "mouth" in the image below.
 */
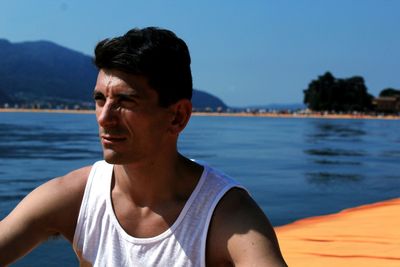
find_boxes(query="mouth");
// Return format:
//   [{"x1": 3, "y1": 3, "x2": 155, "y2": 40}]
[{"x1": 101, "y1": 134, "x2": 127, "y2": 145}]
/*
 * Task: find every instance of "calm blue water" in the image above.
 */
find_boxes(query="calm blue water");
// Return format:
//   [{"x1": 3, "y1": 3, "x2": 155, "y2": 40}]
[{"x1": 1, "y1": 112, "x2": 399, "y2": 266}]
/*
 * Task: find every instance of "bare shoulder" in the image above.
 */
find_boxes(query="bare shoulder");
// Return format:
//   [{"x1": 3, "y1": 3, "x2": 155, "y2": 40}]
[
  {"x1": 29, "y1": 165, "x2": 91, "y2": 212},
  {"x1": 0, "y1": 165, "x2": 92, "y2": 265},
  {"x1": 49, "y1": 165, "x2": 92, "y2": 200},
  {"x1": 206, "y1": 188, "x2": 287, "y2": 267},
  {"x1": 29, "y1": 165, "x2": 92, "y2": 240},
  {"x1": 2, "y1": 165, "x2": 92, "y2": 240}
]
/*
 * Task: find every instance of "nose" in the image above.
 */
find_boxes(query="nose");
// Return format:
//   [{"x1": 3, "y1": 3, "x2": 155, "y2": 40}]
[{"x1": 97, "y1": 100, "x2": 118, "y2": 128}]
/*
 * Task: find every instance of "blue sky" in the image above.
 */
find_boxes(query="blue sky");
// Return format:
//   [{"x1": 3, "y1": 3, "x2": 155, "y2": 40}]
[{"x1": 1, "y1": 0, "x2": 399, "y2": 107}]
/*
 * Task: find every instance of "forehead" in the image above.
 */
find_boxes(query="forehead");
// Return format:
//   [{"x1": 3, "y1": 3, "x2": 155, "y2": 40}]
[{"x1": 95, "y1": 69, "x2": 151, "y2": 95}]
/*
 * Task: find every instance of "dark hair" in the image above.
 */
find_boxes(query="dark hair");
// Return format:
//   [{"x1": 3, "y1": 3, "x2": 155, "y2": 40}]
[{"x1": 94, "y1": 27, "x2": 192, "y2": 107}]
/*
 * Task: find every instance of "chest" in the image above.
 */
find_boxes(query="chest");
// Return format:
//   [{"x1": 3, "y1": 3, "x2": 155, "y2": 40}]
[{"x1": 111, "y1": 194, "x2": 187, "y2": 238}]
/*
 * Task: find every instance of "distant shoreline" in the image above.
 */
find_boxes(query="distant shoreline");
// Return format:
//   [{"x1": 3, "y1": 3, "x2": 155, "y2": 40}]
[
  {"x1": 193, "y1": 112, "x2": 400, "y2": 120},
  {"x1": 0, "y1": 108, "x2": 95, "y2": 114},
  {"x1": 1, "y1": 108, "x2": 399, "y2": 120}
]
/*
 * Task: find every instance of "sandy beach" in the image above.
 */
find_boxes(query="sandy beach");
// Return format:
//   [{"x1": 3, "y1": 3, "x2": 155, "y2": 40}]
[
  {"x1": 1, "y1": 108, "x2": 399, "y2": 120},
  {"x1": 275, "y1": 198, "x2": 400, "y2": 267}
]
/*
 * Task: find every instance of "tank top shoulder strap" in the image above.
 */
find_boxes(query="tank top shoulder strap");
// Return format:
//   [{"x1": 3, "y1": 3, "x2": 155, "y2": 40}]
[{"x1": 73, "y1": 160, "x2": 113, "y2": 252}]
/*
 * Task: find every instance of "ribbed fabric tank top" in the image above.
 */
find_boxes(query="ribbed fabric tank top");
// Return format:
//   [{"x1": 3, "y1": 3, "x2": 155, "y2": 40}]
[{"x1": 73, "y1": 160, "x2": 243, "y2": 267}]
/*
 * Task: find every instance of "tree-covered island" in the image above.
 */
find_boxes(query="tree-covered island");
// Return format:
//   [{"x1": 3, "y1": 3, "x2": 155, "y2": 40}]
[{"x1": 304, "y1": 72, "x2": 400, "y2": 114}]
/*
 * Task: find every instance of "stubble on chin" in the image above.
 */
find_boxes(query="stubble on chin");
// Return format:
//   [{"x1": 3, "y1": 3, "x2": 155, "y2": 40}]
[
  {"x1": 102, "y1": 148, "x2": 121, "y2": 164},
  {"x1": 102, "y1": 148, "x2": 136, "y2": 165}
]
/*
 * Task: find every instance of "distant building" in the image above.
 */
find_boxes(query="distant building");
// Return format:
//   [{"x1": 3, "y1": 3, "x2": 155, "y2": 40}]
[{"x1": 373, "y1": 96, "x2": 400, "y2": 113}]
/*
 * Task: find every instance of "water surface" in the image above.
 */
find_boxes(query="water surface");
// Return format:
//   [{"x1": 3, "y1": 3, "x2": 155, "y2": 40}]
[{"x1": 1, "y1": 112, "x2": 399, "y2": 266}]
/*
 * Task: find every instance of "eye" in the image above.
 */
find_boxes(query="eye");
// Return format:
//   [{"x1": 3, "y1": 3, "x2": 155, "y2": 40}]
[
  {"x1": 119, "y1": 95, "x2": 135, "y2": 103},
  {"x1": 93, "y1": 92, "x2": 106, "y2": 106},
  {"x1": 117, "y1": 94, "x2": 138, "y2": 108}
]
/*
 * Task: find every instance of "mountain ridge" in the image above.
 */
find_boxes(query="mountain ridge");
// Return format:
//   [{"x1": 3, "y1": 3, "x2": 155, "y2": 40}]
[{"x1": 0, "y1": 39, "x2": 227, "y2": 110}]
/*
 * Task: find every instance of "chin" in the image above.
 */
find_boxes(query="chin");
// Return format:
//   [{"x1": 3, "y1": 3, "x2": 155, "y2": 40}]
[
  {"x1": 102, "y1": 150, "x2": 138, "y2": 165},
  {"x1": 104, "y1": 157, "x2": 120, "y2": 164},
  {"x1": 103, "y1": 150, "x2": 124, "y2": 165}
]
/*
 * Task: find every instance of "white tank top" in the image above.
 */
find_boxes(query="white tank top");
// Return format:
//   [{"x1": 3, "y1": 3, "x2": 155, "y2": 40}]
[{"x1": 73, "y1": 160, "x2": 244, "y2": 267}]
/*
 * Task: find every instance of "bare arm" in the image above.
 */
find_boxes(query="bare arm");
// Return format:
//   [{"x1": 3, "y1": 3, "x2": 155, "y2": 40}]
[
  {"x1": 0, "y1": 166, "x2": 90, "y2": 266},
  {"x1": 207, "y1": 188, "x2": 287, "y2": 267}
]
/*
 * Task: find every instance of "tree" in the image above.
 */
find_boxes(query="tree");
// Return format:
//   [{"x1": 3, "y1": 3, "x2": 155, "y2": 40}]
[
  {"x1": 303, "y1": 72, "x2": 374, "y2": 112},
  {"x1": 379, "y1": 88, "x2": 400, "y2": 97}
]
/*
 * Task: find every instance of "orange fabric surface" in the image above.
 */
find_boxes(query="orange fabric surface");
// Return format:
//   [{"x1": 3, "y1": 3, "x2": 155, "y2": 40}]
[{"x1": 275, "y1": 198, "x2": 400, "y2": 267}]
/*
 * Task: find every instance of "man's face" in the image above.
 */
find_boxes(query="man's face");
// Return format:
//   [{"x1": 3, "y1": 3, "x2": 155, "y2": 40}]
[{"x1": 93, "y1": 69, "x2": 173, "y2": 165}]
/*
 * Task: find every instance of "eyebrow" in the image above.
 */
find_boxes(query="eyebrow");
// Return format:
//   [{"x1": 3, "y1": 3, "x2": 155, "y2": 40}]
[
  {"x1": 120, "y1": 89, "x2": 139, "y2": 95},
  {"x1": 92, "y1": 89, "x2": 140, "y2": 98},
  {"x1": 93, "y1": 90, "x2": 104, "y2": 98}
]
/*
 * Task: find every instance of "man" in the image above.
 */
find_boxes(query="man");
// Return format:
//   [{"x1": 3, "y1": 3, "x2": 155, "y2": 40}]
[{"x1": 0, "y1": 27, "x2": 287, "y2": 266}]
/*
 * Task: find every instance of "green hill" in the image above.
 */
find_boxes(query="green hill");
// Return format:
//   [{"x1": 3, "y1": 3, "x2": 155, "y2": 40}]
[{"x1": 0, "y1": 39, "x2": 227, "y2": 110}]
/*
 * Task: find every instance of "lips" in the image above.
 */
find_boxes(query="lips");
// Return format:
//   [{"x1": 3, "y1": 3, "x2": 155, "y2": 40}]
[{"x1": 101, "y1": 134, "x2": 127, "y2": 145}]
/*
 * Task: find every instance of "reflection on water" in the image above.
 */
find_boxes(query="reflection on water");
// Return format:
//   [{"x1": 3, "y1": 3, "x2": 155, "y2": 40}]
[
  {"x1": 304, "y1": 120, "x2": 368, "y2": 185},
  {"x1": 313, "y1": 159, "x2": 361, "y2": 165},
  {"x1": 0, "y1": 144, "x2": 100, "y2": 160},
  {"x1": 0, "y1": 113, "x2": 102, "y2": 220},
  {"x1": 381, "y1": 150, "x2": 400, "y2": 158},
  {"x1": 0, "y1": 123, "x2": 95, "y2": 142},
  {"x1": 0, "y1": 123, "x2": 100, "y2": 160},
  {"x1": 0, "y1": 177, "x2": 50, "y2": 202},
  {"x1": 0, "y1": 177, "x2": 49, "y2": 184},
  {"x1": 0, "y1": 192, "x2": 31, "y2": 202},
  {"x1": 306, "y1": 172, "x2": 363, "y2": 184},
  {"x1": 304, "y1": 119, "x2": 400, "y2": 187},
  {"x1": 0, "y1": 113, "x2": 102, "y2": 267},
  {"x1": 305, "y1": 148, "x2": 366, "y2": 157},
  {"x1": 306, "y1": 120, "x2": 366, "y2": 143},
  {"x1": 314, "y1": 123, "x2": 366, "y2": 137}
]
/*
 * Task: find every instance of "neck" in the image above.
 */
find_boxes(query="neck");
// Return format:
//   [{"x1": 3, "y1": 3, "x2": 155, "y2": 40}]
[{"x1": 112, "y1": 153, "x2": 202, "y2": 207}]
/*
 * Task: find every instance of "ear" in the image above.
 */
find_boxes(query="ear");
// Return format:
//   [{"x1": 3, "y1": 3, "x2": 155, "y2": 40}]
[{"x1": 168, "y1": 99, "x2": 192, "y2": 135}]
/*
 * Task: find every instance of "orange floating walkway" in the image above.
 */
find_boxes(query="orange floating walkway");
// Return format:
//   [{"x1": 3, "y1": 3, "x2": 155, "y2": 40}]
[{"x1": 275, "y1": 198, "x2": 400, "y2": 267}]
